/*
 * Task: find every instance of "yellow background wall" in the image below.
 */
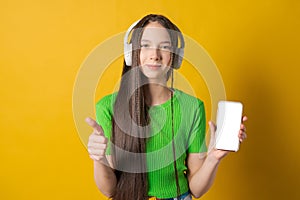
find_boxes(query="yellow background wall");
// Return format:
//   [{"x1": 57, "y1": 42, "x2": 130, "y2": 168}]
[{"x1": 1, "y1": 0, "x2": 299, "y2": 199}]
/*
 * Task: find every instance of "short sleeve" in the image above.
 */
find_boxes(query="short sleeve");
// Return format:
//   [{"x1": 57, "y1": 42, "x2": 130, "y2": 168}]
[
  {"x1": 187, "y1": 100, "x2": 207, "y2": 153},
  {"x1": 95, "y1": 94, "x2": 115, "y2": 155}
]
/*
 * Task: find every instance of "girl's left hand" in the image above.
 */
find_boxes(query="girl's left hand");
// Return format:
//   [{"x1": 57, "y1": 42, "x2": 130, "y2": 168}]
[{"x1": 207, "y1": 116, "x2": 248, "y2": 161}]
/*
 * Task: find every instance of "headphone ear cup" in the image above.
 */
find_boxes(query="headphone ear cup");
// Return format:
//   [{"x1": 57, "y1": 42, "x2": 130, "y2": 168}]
[
  {"x1": 173, "y1": 48, "x2": 184, "y2": 69},
  {"x1": 124, "y1": 43, "x2": 132, "y2": 66},
  {"x1": 124, "y1": 20, "x2": 140, "y2": 66}
]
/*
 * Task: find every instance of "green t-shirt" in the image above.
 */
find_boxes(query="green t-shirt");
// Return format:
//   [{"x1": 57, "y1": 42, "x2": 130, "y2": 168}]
[{"x1": 95, "y1": 89, "x2": 207, "y2": 199}]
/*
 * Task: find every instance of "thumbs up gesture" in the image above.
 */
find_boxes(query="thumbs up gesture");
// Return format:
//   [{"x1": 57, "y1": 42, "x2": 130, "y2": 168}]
[{"x1": 85, "y1": 117, "x2": 108, "y2": 161}]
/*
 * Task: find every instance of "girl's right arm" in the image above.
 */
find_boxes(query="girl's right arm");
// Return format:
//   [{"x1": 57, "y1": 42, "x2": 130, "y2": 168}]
[
  {"x1": 93, "y1": 156, "x2": 116, "y2": 197},
  {"x1": 86, "y1": 117, "x2": 117, "y2": 197}
]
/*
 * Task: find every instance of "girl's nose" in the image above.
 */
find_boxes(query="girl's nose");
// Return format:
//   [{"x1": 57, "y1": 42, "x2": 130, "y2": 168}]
[{"x1": 149, "y1": 48, "x2": 161, "y2": 61}]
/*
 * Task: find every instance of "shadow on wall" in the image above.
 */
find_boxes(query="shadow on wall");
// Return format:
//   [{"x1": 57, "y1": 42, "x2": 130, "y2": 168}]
[{"x1": 236, "y1": 57, "x2": 299, "y2": 199}]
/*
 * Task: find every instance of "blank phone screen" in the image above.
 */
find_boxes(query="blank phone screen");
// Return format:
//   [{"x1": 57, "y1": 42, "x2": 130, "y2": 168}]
[{"x1": 215, "y1": 101, "x2": 243, "y2": 151}]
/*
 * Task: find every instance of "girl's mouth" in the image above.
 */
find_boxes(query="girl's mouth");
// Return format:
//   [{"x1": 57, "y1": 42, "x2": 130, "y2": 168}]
[{"x1": 146, "y1": 64, "x2": 161, "y2": 70}]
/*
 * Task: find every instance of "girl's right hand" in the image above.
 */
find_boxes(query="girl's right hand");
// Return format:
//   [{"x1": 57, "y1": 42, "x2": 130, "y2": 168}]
[
  {"x1": 207, "y1": 116, "x2": 248, "y2": 161},
  {"x1": 85, "y1": 117, "x2": 108, "y2": 161}
]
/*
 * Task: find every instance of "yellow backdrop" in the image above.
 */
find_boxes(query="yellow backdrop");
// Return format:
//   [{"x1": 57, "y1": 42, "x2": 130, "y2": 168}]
[{"x1": 1, "y1": 0, "x2": 299, "y2": 199}]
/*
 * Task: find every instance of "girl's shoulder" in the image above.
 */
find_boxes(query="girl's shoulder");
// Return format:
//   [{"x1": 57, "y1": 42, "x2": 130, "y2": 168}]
[
  {"x1": 95, "y1": 92, "x2": 118, "y2": 111},
  {"x1": 174, "y1": 89, "x2": 204, "y2": 106}
]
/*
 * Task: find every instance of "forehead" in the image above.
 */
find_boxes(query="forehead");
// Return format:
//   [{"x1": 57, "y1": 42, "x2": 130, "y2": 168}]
[{"x1": 141, "y1": 21, "x2": 171, "y2": 42}]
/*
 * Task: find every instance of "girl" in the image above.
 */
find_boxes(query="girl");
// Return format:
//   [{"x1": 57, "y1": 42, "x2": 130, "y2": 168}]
[{"x1": 86, "y1": 14, "x2": 247, "y2": 200}]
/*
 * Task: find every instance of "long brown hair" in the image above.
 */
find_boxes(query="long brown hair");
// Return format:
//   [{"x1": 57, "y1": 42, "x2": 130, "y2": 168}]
[{"x1": 111, "y1": 14, "x2": 183, "y2": 200}]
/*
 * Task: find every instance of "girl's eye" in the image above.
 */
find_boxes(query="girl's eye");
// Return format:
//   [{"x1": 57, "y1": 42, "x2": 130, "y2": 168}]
[
  {"x1": 140, "y1": 44, "x2": 172, "y2": 51},
  {"x1": 160, "y1": 45, "x2": 171, "y2": 50},
  {"x1": 141, "y1": 44, "x2": 150, "y2": 48}
]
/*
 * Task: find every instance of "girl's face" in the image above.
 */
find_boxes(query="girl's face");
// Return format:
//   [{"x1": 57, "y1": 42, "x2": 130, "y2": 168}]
[{"x1": 139, "y1": 21, "x2": 172, "y2": 83}]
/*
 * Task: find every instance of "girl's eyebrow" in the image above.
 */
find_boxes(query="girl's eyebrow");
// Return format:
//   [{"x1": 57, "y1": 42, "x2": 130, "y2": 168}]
[
  {"x1": 160, "y1": 41, "x2": 171, "y2": 44},
  {"x1": 141, "y1": 39, "x2": 171, "y2": 44}
]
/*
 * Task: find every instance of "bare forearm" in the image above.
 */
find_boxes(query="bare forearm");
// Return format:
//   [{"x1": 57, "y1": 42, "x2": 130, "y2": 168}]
[
  {"x1": 188, "y1": 155, "x2": 220, "y2": 198},
  {"x1": 94, "y1": 159, "x2": 117, "y2": 197}
]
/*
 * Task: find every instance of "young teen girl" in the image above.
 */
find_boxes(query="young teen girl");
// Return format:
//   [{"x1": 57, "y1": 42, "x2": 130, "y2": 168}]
[{"x1": 86, "y1": 14, "x2": 247, "y2": 200}]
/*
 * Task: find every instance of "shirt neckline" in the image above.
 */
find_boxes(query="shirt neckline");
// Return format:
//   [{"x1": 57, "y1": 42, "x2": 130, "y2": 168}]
[{"x1": 149, "y1": 88, "x2": 180, "y2": 109}]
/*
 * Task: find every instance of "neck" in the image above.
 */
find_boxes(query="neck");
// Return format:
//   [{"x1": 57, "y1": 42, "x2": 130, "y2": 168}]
[{"x1": 144, "y1": 84, "x2": 172, "y2": 106}]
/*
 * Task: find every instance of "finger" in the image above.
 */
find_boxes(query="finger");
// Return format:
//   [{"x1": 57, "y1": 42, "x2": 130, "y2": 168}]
[
  {"x1": 88, "y1": 143, "x2": 107, "y2": 151},
  {"x1": 89, "y1": 148, "x2": 107, "y2": 158},
  {"x1": 89, "y1": 149, "x2": 106, "y2": 156},
  {"x1": 208, "y1": 121, "x2": 217, "y2": 150},
  {"x1": 242, "y1": 115, "x2": 248, "y2": 122},
  {"x1": 209, "y1": 121, "x2": 216, "y2": 133},
  {"x1": 89, "y1": 133, "x2": 108, "y2": 143},
  {"x1": 90, "y1": 135, "x2": 108, "y2": 144},
  {"x1": 90, "y1": 155, "x2": 103, "y2": 161},
  {"x1": 88, "y1": 143, "x2": 107, "y2": 154},
  {"x1": 85, "y1": 117, "x2": 104, "y2": 135},
  {"x1": 239, "y1": 129, "x2": 247, "y2": 136},
  {"x1": 240, "y1": 124, "x2": 246, "y2": 132},
  {"x1": 239, "y1": 131, "x2": 247, "y2": 142},
  {"x1": 239, "y1": 136, "x2": 246, "y2": 142}
]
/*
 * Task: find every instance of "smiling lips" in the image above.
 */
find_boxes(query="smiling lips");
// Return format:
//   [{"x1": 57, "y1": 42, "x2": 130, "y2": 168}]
[{"x1": 146, "y1": 64, "x2": 161, "y2": 70}]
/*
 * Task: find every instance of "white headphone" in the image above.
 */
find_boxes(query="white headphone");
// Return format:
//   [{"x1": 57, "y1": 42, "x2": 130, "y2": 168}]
[{"x1": 123, "y1": 20, "x2": 185, "y2": 69}]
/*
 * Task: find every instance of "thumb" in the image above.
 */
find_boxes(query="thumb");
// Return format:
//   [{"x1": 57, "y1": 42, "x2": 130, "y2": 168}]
[
  {"x1": 209, "y1": 121, "x2": 216, "y2": 134},
  {"x1": 208, "y1": 121, "x2": 217, "y2": 151},
  {"x1": 85, "y1": 117, "x2": 104, "y2": 135}
]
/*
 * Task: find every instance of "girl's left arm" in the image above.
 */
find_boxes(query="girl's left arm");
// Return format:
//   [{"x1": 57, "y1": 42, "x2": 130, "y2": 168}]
[{"x1": 187, "y1": 116, "x2": 248, "y2": 198}]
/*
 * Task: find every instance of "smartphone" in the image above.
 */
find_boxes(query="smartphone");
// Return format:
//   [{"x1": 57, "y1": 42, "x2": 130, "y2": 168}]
[{"x1": 215, "y1": 101, "x2": 243, "y2": 152}]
